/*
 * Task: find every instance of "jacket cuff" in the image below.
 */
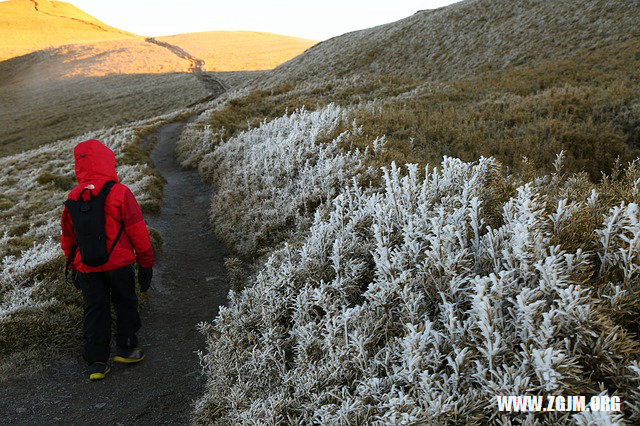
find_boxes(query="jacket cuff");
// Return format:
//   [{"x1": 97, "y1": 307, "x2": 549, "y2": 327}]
[{"x1": 136, "y1": 248, "x2": 154, "y2": 268}]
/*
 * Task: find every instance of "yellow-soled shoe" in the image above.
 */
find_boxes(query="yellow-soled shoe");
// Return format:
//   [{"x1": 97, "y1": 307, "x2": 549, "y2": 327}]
[
  {"x1": 113, "y1": 347, "x2": 144, "y2": 364},
  {"x1": 88, "y1": 362, "x2": 110, "y2": 381}
]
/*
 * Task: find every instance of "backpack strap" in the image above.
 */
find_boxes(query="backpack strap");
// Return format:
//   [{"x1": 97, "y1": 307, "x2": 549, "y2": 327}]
[
  {"x1": 64, "y1": 242, "x2": 78, "y2": 280},
  {"x1": 97, "y1": 180, "x2": 117, "y2": 199},
  {"x1": 108, "y1": 222, "x2": 125, "y2": 258},
  {"x1": 100, "y1": 180, "x2": 125, "y2": 257}
]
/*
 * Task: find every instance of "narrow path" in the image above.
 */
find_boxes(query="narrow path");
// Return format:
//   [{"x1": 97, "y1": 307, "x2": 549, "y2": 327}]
[
  {"x1": 145, "y1": 37, "x2": 227, "y2": 99},
  {"x1": 0, "y1": 123, "x2": 230, "y2": 425}
]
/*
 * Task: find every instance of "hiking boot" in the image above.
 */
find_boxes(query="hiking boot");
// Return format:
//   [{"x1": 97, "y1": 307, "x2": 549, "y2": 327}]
[
  {"x1": 88, "y1": 362, "x2": 110, "y2": 381},
  {"x1": 113, "y1": 347, "x2": 144, "y2": 364}
]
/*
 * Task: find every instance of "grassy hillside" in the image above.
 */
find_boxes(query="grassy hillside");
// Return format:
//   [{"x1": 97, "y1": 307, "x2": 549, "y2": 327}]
[
  {"x1": 0, "y1": 1, "x2": 318, "y2": 156},
  {"x1": 174, "y1": 0, "x2": 640, "y2": 422},
  {"x1": 0, "y1": 45, "x2": 209, "y2": 157},
  {"x1": 193, "y1": 0, "x2": 640, "y2": 182},
  {"x1": 0, "y1": 0, "x2": 138, "y2": 61},
  {"x1": 157, "y1": 31, "x2": 316, "y2": 71},
  {"x1": 254, "y1": 0, "x2": 640, "y2": 88}
]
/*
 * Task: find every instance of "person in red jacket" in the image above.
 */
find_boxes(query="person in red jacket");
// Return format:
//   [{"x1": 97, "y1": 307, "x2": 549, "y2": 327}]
[{"x1": 60, "y1": 139, "x2": 154, "y2": 381}]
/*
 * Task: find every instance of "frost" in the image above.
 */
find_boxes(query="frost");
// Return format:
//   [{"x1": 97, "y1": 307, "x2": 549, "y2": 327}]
[
  {"x1": 194, "y1": 150, "x2": 640, "y2": 423},
  {"x1": 199, "y1": 104, "x2": 372, "y2": 256}
]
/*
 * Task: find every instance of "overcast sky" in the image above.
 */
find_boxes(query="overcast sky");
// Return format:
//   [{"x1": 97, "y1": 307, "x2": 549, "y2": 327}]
[{"x1": 54, "y1": 0, "x2": 460, "y2": 40}]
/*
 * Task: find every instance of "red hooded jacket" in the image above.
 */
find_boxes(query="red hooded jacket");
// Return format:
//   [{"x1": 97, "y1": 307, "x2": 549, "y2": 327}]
[{"x1": 60, "y1": 139, "x2": 154, "y2": 273}]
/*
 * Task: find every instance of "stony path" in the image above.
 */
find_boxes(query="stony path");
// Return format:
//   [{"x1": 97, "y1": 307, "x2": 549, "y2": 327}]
[
  {"x1": 144, "y1": 37, "x2": 227, "y2": 99},
  {"x1": 0, "y1": 122, "x2": 230, "y2": 425}
]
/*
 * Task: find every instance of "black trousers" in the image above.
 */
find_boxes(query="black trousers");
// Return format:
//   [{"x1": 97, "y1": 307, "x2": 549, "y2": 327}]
[{"x1": 78, "y1": 264, "x2": 141, "y2": 364}]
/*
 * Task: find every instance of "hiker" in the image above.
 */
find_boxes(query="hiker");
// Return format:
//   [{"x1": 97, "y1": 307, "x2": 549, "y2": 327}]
[{"x1": 60, "y1": 139, "x2": 154, "y2": 381}]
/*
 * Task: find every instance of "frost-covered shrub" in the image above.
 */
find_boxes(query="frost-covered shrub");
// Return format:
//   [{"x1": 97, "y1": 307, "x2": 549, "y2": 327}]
[
  {"x1": 177, "y1": 124, "x2": 223, "y2": 169},
  {"x1": 195, "y1": 157, "x2": 640, "y2": 424},
  {"x1": 0, "y1": 238, "x2": 60, "y2": 321},
  {"x1": 198, "y1": 104, "x2": 372, "y2": 258},
  {"x1": 175, "y1": 96, "x2": 234, "y2": 169}
]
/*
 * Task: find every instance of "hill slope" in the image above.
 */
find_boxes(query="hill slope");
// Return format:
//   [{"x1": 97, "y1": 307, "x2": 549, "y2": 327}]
[
  {"x1": 0, "y1": 0, "x2": 315, "y2": 156},
  {"x1": 175, "y1": 3, "x2": 640, "y2": 420},
  {"x1": 254, "y1": 0, "x2": 640, "y2": 88},
  {"x1": 158, "y1": 31, "x2": 316, "y2": 71},
  {"x1": 0, "y1": 44, "x2": 210, "y2": 156},
  {"x1": 198, "y1": 0, "x2": 640, "y2": 180},
  {"x1": 0, "y1": 0, "x2": 138, "y2": 61}
]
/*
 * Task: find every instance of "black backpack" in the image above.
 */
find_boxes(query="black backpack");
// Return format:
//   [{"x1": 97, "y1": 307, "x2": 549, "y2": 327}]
[{"x1": 64, "y1": 180, "x2": 124, "y2": 273}]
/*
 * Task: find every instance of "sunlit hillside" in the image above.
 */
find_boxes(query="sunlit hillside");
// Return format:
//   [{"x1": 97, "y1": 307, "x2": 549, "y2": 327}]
[
  {"x1": 0, "y1": 0, "x2": 138, "y2": 61},
  {"x1": 0, "y1": 0, "x2": 316, "y2": 156},
  {"x1": 158, "y1": 31, "x2": 316, "y2": 71},
  {"x1": 41, "y1": 39, "x2": 194, "y2": 77},
  {"x1": 0, "y1": 46, "x2": 209, "y2": 156}
]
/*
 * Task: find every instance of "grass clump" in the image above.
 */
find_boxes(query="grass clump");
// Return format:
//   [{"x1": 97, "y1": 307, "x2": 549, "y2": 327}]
[
  {"x1": 224, "y1": 257, "x2": 247, "y2": 294},
  {"x1": 147, "y1": 226, "x2": 163, "y2": 255},
  {"x1": 36, "y1": 170, "x2": 75, "y2": 191},
  {"x1": 0, "y1": 194, "x2": 14, "y2": 211}
]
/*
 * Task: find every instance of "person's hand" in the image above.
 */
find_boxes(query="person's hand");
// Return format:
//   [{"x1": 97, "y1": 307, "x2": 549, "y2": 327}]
[{"x1": 138, "y1": 267, "x2": 153, "y2": 292}]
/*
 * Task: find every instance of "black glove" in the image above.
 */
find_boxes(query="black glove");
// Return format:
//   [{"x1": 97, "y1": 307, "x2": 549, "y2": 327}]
[{"x1": 138, "y1": 267, "x2": 153, "y2": 292}]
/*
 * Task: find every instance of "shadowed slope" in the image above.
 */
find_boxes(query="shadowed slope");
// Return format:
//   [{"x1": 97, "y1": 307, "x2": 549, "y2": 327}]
[{"x1": 0, "y1": 46, "x2": 210, "y2": 156}]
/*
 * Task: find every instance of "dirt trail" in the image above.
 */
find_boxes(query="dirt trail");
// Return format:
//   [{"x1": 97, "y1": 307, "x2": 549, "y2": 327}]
[
  {"x1": 0, "y1": 123, "x2": 230, "y2": 425},
  {"x1": 145, "y1": 37, "x2": 227, "y2": 100}
]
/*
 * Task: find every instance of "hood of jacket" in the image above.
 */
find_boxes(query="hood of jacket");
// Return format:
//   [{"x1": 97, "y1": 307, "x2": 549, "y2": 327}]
[{"x1": 74, "y1": 139, "x2": 119, "y2": 185}]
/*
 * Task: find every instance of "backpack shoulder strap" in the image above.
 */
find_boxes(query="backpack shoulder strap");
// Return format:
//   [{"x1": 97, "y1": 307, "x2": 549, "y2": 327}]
[
  {"x1": 108, "y1": 223, "x2": 125, "y2": 258},
  {"x1": 64, "y1": 242, "x2": 77, "y2": 279},
  {"x1": 99, "y1": 180, "x2": 124, "y2": 257},
  {"x1": 97, "y1": 180, "x2": 117, "y2": 198}
]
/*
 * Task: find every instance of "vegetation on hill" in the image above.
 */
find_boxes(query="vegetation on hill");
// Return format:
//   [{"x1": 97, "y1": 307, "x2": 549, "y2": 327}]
[
  {"x1": 182, "y1": 37, "x2": 640, "y2": 183},
  {"x1": 173, "y1": 0, "x2": 640, "y2": 422},
  {"x1": 254, "y1": 0, "x2": 640, "y2": 88},
  {"x1": 186, "y1": 103, "x2": 640, "y2": 424}
]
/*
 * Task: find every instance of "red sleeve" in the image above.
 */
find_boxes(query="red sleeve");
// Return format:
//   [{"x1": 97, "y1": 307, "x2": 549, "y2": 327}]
[
  {"x1": 121, "y1": 187, "x2": 154, "y2": 268},
  {"x1": 60, "y1": 206, "x2": 76, "y2": 262}
]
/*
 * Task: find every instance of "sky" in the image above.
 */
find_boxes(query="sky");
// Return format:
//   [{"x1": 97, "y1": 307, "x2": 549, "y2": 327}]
[{"x1": 58, "y1": 0, "x2": 460, "y2": 41}]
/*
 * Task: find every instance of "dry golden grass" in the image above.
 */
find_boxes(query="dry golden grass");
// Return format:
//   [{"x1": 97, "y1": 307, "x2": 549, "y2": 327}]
[
  {"x1": 51, "y1": 39, "x2": 193, "y2": 77},
  {"x1": 0, "y1": 0, "x2": 137, "y2": 61},
  {"x1": 158, "y1": 31, "x2": 316, "y2": 71}
]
